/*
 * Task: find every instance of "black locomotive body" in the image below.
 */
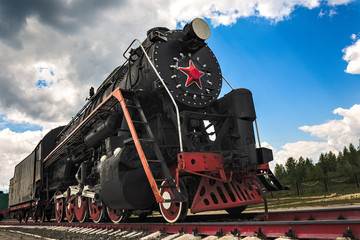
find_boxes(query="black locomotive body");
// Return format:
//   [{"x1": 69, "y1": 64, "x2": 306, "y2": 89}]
[{"x1": 8, "y1": 18, "x2": 285, "y2": 223}]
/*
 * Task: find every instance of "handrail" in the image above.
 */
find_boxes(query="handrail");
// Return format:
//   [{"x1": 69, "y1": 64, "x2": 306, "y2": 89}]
[
  {"x1": 124, "y1": 39, "x2": 184, "y2": 152},
  {"x1": 221, "y1": 75, "x2": 234, "y2": 90}
]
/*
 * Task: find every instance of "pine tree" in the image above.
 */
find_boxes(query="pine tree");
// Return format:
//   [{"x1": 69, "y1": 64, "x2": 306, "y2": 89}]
[
  {"x1": 348, "y1": 143, "x2": 359, "y2": 169},
  {"x1": 274, "y1": 164, "x2": 286, "y2": 181},
  {"x1": 285, "y1": 157, "x2": 297, "y2": 183},
  {"x1": 318, "y1": 153, "x2": 329, "y2": 176},
  {"x1": 296, "y1": 157, "x2": 306, "y2": 181},
  {"x1": 327, "y1": 151, "x2": 337, "y2": 173},
  {"x1": 304, "y1": 158, "x2": 316, "y2": 181}
]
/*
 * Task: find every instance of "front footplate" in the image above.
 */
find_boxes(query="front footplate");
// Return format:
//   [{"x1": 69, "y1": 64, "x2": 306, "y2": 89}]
[{"x1": 190, "y1": 177, "x2": 264, "y2": 213}]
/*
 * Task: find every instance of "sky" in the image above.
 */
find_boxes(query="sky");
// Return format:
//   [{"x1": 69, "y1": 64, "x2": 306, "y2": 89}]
[{"x1": 0, "y1": 0, "x2": 360, "y2": 191}]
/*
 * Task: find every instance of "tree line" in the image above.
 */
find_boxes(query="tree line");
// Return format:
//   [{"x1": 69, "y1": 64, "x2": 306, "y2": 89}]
[{"x1": 274, "y1": 142, "x2": 360, "y2": 184}]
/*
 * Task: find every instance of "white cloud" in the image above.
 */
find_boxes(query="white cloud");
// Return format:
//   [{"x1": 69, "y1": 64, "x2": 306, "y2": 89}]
[
  {"x1": 343, "y1": 39, "x2": 360, "y2": 74},
  {"x1": 351, "y1": 34, "x2": 357, "y2": 40},
  {"x1": 300, "y1": 105, "x2": 360, "y2": 146},
  {"x1": 272, "y1": 104, "x2": 360, "y2": 168},
  {"x1": 319, "y1": 9, "x2": 326, "y2": 17},
  {"x1": 329, "y1": 9, "x2": 337, "y2": 17},
  {"x1": 0, "y1": 128, "x2": 45, "y2": 191},
  {"x1": 271, "y1": 141, "x2": 337, "y2": 168},
  {"x1": 170, "y1": 0, "x2": 324, "y2": 26},
  {"x1": 326, "y1": 0, "x2": 354, "y2": 6}
]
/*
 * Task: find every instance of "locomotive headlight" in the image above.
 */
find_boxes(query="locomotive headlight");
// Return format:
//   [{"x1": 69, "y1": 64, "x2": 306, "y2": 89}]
[
  {"x1": 191, "y1": 18, "x2": 210, "y2": 40},
  {"x1": 183, "y1": 18, "x2": 210, "y2": 41}
]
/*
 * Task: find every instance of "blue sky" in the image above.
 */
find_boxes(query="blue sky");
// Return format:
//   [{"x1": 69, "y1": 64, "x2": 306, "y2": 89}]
[
  {"x1": 0, "y1": 0, "x2": 360, "y2": 190},
  {"x1": 207, "y1": 3, "x2": 360, "y2": 150}
]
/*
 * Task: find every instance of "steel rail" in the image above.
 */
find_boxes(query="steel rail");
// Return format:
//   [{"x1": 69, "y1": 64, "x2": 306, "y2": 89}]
[
  {"x1": 2, "y1": 219, "x2": 359, "y2": 239},
  {"x1": 3, "y1": 206, "x2": 360, "y2": 239}
]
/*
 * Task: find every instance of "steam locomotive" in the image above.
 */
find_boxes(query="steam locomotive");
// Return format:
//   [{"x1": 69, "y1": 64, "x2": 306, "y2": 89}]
[{"x1": 8, "y1": 18, "x2": 285, "y2": 223}]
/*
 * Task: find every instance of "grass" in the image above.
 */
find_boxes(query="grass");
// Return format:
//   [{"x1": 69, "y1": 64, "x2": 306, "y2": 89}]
[{"x1": 246, "y1": 191, "x2": 360, "y2": 211}]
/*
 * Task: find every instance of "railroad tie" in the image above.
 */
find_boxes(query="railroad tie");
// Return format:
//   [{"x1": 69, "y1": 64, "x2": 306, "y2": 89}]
[
  {"x1": 123, "y1": 231, "x2": 142, "y2": 238},
  {"x1": 115, "y1": 230, "x2": 129, "y2": 236},
  {"x1": 140, "y1": 231, "x2": 162, "y2": 240},
  {"x1": 108, "y1": 229, "x2": 123, "y2": 236},
  {"x1": 162, "y1": 233, "x2": 181, "y2": 240},
  {"x1": 173, "y1": 233, "x2": 201, "y2": 240},
  {"x1": 218, "y1": 236, "x2": 240, "y2": 240},
  {"x1": 242, "y1": 237, "x2": 262, "y2": 240},
  {"x1": 202, "y1": 236, "x2": 219, "y2": 240}
]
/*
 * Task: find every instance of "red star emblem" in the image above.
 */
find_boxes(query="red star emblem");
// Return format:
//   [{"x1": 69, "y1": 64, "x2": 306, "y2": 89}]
[{"x1": 179, "y1": 60, "x2": 204, "y2": 89}]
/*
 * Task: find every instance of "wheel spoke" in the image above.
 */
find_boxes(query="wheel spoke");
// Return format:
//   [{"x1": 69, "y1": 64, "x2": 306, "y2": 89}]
[
  {"x1": 55, "y1": 198, "x2": 64, "y2": 223},
  {"x1": 74, "y1": 196, "x2": 88, "y2": 223},
  {"x1": 66, "y1": 197, "x2": 76, "y2": 222},
  {"x1": 159, "y1": 180, "x2": 188, "y2": 223},
  {"x1": 88, "y1": 199, "x2": 104, "y2": 223},
  {"x1": 106, "y1": 207, "x2": 128, "y2": 223}
]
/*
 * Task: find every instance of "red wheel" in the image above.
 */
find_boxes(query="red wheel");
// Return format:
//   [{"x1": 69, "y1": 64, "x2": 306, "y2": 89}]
[
  {"x1": 74, "y1": 196, "x2": 88, "y2": 223},
  {"x1": 66, "y1": 197, "x2": 76, "y2": 222},
  {"x1": 88, "y1": 199, "x2": 104, "y2": 223},
  {"x1": 106, "y1": 207, "x2": 128, "y2": 223},
  {"x1": 55, "y1": 198, "x2": 64, "y2": 223},
  {"x1": 159, "y1": 181, "x2": 188, "y2": 223}
]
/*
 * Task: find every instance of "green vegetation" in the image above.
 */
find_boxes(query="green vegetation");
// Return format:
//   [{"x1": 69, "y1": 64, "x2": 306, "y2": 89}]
[
  {"x1": 274, "y1": 142, "x2": 360, "y2": 195},
  {"x1": 257, "y1": 141, "x2": 360, "y2": 209},
  {"x1": 247, "y1": 192, "x2": 360, "y2": 211}
]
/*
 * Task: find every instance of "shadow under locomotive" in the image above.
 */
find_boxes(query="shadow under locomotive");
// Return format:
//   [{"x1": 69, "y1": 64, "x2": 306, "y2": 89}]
[{"x1": 8, "y1": 18, "x2": 287, "y2": 224}]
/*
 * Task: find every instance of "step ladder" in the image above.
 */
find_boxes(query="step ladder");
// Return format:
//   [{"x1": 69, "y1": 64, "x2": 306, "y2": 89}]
[
  {"x1": 43, "y1": 87, "x2": 184, "y2": 203},
  {"x1": 115, "y1": 89, "x2": 185, "y2": 203}
]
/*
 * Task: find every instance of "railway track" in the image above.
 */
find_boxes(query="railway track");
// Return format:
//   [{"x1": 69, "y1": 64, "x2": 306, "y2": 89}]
[{"x1": 1, "y1": 206, "x2": 360, "y2": 239}]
